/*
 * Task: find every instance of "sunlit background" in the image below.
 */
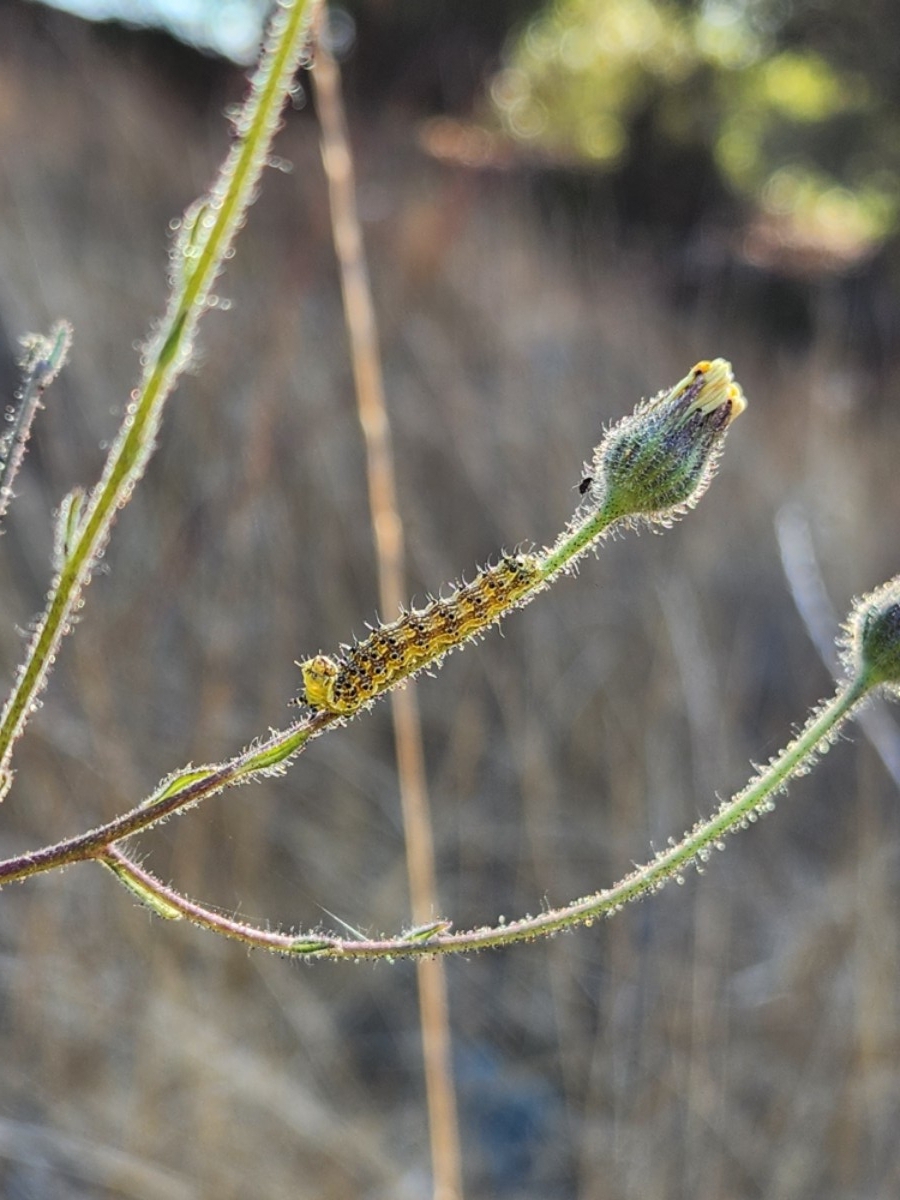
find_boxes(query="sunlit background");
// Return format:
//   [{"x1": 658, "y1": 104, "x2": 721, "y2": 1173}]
[
  {"x1": 2, "y1": 1, "x2": 900, "y2": 1197},
  {"x1": 37, "y1": 0, "x2": 900, "y2": 271},
  {"x1": 33, "y1": 0, "x2": 269, "y2": 60}
]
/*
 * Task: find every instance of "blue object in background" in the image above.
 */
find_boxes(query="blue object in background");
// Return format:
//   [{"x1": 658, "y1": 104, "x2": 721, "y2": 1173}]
[
  {"x1": 457, "y1": 1043, "x2": 564, "y2": 1195},
  {"x1": 31, "y1": 0, "x2": 268, "y2": 62}
]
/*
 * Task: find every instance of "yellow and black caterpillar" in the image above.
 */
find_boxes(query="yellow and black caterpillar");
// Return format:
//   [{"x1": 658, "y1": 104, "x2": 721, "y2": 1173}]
[{"x1": 299, "y1": 552, "x2": 542, "y2": 715}]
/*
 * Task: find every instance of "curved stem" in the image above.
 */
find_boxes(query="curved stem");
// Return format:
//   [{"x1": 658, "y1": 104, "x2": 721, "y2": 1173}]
[{"x1": 98, "y1": 675, "x2": 876, "y2": 960}]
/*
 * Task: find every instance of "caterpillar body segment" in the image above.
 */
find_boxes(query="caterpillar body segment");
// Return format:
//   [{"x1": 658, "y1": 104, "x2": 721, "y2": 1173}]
[{"x1": 299, "y1": 552, "x2": 542, "y2": 715}]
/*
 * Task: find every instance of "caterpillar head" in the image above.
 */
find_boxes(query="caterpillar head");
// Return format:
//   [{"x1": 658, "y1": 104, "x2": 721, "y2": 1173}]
[{"x1": 298, "y1": 654, "x2": 342, "y2": 713}]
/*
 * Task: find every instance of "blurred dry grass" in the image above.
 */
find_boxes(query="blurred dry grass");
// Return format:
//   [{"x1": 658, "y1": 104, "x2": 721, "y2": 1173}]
[{"x1": 1, "y1": 4, "x2": 900, "y2": 1198}]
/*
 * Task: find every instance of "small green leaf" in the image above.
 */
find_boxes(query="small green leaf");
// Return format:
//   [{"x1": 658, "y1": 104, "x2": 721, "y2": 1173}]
[
  {"x1": 288, "y1": 938, "x2": 333, "y2": 955},
  {"x1": 102, "y1": 859, "x2": 183, "y2": 920}
]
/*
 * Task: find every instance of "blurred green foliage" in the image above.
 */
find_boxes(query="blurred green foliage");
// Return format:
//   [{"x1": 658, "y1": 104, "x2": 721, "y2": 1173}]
[{"x1": 492, "y1": 0, "x2": 899, "y2": 255}]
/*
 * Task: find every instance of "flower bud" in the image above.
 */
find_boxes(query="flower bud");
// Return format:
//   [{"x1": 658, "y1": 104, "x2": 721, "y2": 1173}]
[
  {"x1": 843, "y1": 576, "x2": 900, "y2": 692},
  {"x1": 583, "y1": 359, "x2": 746, "y2": 525}
]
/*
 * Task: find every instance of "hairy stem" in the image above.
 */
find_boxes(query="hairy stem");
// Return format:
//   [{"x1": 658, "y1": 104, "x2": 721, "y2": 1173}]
[
  {"x1": 92, "y1": 673, "x2": 875, "y2": 959},
  {"x1": 0, "y1": 360, "x2": 743, "y2": 889},
  {"x1": 0, "y1": 710, "x2": 336, "y2": 887},
  {"x1": 0, "y1": 0, "x2": 319, "y2": 797},
  {"x1": 0, "y1": 321, "x2": 72, "y2": 525}
]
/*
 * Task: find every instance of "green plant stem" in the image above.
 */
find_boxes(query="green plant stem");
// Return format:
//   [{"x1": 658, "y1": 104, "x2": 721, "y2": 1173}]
[
  {"x1": 86, "y1": 673, "x2": 876, "y2": 959},
  {"x1": 536, "y1": 499, "x2": 618, "y2": 581},
  {"x1": 0, "y1": 359, "x2": 742, "y2": 894},
  {"x1": 0, "y1": 354, "x2": 733, "y2": 901},
  {"x1": 0, "y1": 710, "x2": 335, "y2": 887},
  {"x1": 0, "y1": 0, "x2": 318, "y2": 797}
]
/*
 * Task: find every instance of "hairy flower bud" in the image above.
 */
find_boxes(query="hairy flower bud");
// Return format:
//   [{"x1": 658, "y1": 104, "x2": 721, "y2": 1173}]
[
  {"x1": 583, "y1": 359, "x2": 746, "y2": 525},
  {"x1": 843, "y1": 576, "x2": 900, "y2": 693}
]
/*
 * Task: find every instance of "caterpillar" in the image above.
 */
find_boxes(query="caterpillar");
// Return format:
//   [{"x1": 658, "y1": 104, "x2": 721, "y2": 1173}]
[{"x1": 299, "y1": 552, "x2": 543, "y2": 715}]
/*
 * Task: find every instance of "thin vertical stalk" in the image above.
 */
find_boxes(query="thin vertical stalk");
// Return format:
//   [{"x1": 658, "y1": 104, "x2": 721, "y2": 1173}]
[
  {"x1": 0, "y1": 321, "x2": 72, "y2": 524},
  {"x1": 311, "y1": 19, "x2": 464, "y2": 1200}
]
